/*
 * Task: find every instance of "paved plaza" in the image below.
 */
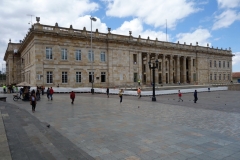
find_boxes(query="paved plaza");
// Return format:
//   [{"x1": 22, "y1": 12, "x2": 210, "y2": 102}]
[{"x1": 1, "y1": 90, "x2": 240, "y2": 160}]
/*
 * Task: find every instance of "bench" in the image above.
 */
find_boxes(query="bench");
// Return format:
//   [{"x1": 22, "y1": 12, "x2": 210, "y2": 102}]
[{"x1": 0, "y1": 97, "x2": 7, "y2": 102}]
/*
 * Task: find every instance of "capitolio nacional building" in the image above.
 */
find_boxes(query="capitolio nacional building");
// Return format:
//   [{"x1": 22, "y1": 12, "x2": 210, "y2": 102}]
[{"x1": 4, "y1": 17, "x2": 233, "y2": 88}]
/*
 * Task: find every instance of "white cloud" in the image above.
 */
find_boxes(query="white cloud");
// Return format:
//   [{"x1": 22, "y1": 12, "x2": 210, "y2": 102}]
[
  {"x1": 217, "y1": 0, "x2": 240, "y2": 8},
  {"x1": 212, "y1": 10, "x2": 240, "y2": 30},
  {"x1": 112, "y1": 18, "x2": 168, "y2": 41},
  {"x1": 233, "y1": 52, "x2": 240, "y2": 65},
  {"x1": 0, "y1": 0, "x2": 100, "y2": 66},
  {"x1": 175, "y1": 28, "x2": 211, "y2": 47},
  {"x1": 105, "y1": 0, "x2": 199, "y2": 29}
]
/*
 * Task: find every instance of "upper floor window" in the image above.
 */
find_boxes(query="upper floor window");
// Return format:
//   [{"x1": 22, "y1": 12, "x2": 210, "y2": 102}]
[
  {"x1": 214, "y1": 61, "x2": 216, "y2": 67},
  {"x1": 76, "y1": 72, "x2": 81, "y2": 83},
  {"x1": 193, "y1": 59, "x2": 195, "y2": 67},
  {"x1": 227, "y1": 62, "x2": 230, "y2": 68},
  {"x1": 133, "y1": 54, "x2": 137, "y2": 64},
  {"x1": 47, "y1": 71, "x2": 53, "y2": 83},
  {"x1": 219, "y1": 61, "x2": 221, "y2": 68},
  {"x1": 101, "y1": 72, "x2": 106, "y2": 82},
  {"x1": 88, "y1": 50, "x2": 94, "y2": 61},
  {"x1": 223, "y1": 61, "x2": 225, "y2": 68},
  {"x1": 214, "y1": 74, "x2": 217, "y2": 80},
  {"x1": 61, "y1": 48, "x2": 67, "y2": 60},
  {"x1": 75, "y1": 50, "x2": 81, "y2": 61},
  {"x1": 62, "y1": 72, "x2": 68, "y2": 83},
  {"x1": 46, "y1": 47, "x2": 52, "y2": 59},
  {"x1": 210, "y1": 60, "x2": 212, "y2": 68},
  {"x1": 100, "y1": 52, "x2": 106, "y2": 62}
]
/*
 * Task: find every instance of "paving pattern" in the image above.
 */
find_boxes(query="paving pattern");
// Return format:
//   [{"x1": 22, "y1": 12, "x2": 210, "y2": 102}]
[{"x1": 1, "y1": 90, "x2": 240, "y2": 160}]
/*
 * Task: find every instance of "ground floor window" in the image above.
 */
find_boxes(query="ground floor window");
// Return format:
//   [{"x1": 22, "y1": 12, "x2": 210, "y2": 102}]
[
  {"x1": 101, "y1": 72, "x2": 106, "y2": 82},
  {"x1": 89, "y1": 72, "x2": 94, "y2": 82},
  {"x1": 76, "y1": 72, "x2": 81, "y2": 83},
  {"x1": 47, "y1": 71, "x2": 53, "y2": 83},
  {"x1": 62, "y1": 72, "x2": 68, "y2": 83},
  {"x1": 134, "y1": 73, "x2": 138, "y2": 82}
]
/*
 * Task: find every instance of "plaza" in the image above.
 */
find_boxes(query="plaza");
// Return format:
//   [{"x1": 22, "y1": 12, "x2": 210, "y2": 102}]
[{"x1": 1, "y1": 90, "x2": 240, "y2": 160}]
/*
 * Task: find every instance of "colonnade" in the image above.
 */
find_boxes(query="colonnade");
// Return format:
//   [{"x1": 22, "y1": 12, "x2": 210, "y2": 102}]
[{"x1": 143, "y1": 53, "x2": 196, "y2": 85}]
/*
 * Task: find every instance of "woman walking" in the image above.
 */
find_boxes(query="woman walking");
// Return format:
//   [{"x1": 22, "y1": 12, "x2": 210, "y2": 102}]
[
  {"x1": 119, "y1": 89, "x2": 124, "y2": 103},
  {"x1": 70, "y1": 91, "x2": 75, "y2": 104},
  {"x1": 30, "y1": 91, "x2": 37, "y2": 113}
]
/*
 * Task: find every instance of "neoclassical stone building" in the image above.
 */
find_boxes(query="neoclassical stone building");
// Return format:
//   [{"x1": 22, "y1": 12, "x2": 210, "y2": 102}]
[{"x1": 4, "y1": 18, "x2": 233, "y2": 88}]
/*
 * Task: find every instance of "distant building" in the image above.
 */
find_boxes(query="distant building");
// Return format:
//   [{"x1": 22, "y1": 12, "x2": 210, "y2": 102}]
[
  {"x1": 232, "y1": 72, "x2": 240, "y2": 83},
  {"x1": 4, "y1": 17, "x2": 234, "y2": 87}
]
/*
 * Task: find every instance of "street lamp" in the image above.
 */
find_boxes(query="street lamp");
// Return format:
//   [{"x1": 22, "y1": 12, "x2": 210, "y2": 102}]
[
  {"x1": 148, "y1": 59, "x2": 159, "y2": 101},
  {"x1": 90, "y1": 16, "x2": 97, "y2": 94}
]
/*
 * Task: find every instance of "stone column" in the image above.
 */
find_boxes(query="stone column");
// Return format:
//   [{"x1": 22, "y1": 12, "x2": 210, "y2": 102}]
[
  {"x1": 162, "y1": 54, "x2": 166, "y2": 84},
  {"x1": 176, "y1": 55, "x2": 180, "y2": 83},
  {"x1": 146, "y1": 53, "x2": 151, "y2": 84},
  {"x1": 169, "y1": 55, "x2": 173, "y2": 84},
  {"x1": 155, "y1": 54, "x2": 159, "y2": 84},
  {"x1": 189, "y1": 57, "x2": 193, "y2": 83},
  {"x1": 183, "y1": 56, "x2": 186, "y2": 83},
  {"x1": 138, "y1": 52, "x2": 142, "y2": 84}
]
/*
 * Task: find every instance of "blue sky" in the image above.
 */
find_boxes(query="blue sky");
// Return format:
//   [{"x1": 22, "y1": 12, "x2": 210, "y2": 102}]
[{"x1": 0, "y1": 0, "x2": 239, "y2": 71}]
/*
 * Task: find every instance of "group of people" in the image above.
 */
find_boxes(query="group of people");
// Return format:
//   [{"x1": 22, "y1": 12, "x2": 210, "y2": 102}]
[
  {"x1": 2, "y1": 84, "x2": 17, "y2": 93},
  {"x1": 178, "y1": 90, "x2": 198, "y2": 103}
]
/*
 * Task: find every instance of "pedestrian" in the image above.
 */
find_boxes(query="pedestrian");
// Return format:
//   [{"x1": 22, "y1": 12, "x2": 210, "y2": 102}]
[
  {"x1": 70, "y1": 91, "x2": 75, "y2": 104},
  {"x1": 194, "y1": 90, "x2": 198, "y2": 103},
  {"x1": 46, "y1": 87, "x2": 50, "y2": 100},
  {"x1": 41, "y1": 86, "x2": 45, "y2": 95},
  {"x1": 36, "y1": 89, "x2": 40, "y2": 100},
  {"x1": 49, "y1": 87, "x2": 54, "y2": 100},
  {"x1": 30, "y1": 91, "x2": 37, "y2": 113},
  {"x1": 178, "y1": 90, "x2": 183, "y2": 102},
  {"x1": 106, "y1": 87, "x2": 109, "y2": 98},
  {"x1": 119, "y1": 89, "x2": 124, "y2": 103},
  {"x1": 137, "y1": 88, "x2": 141, "y2": 99},
  {"x1": 138, "y1": 80, "x2": 140, "y2": 86}
]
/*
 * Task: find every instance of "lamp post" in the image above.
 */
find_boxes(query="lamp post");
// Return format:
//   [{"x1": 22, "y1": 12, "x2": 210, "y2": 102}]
[
  {"x1": 148, "y1": 59, "x2": 159, "y2": 101},
  {"x1": 90, "y1": 16, "x2": 97, "y2": 94}
]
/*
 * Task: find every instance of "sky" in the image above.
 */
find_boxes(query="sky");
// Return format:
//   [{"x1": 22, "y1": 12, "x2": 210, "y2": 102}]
[{"x1": 0, "y1": 0, "x2": 240, "y2": 72}]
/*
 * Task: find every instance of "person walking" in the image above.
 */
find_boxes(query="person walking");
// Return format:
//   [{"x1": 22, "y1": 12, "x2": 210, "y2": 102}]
[
  {"x1": 49, "y1": 87, "x2": 54, "y2": 100},
  {"x1": 138, "y1": 80, "x2": 141, "y2": 86},
  {"x1": 106, "y1": 87, "x2": 109, "y2": 98},
  {"x1": 194, "y1": 90, "x2": 198, "y2": 103},
  {"x1": 119, "y1": 89, "x2": 124, "y2": 103},
  {"x1": 178, "y1": 90, "x2": 183, "y2": 102},
  {"x1": 30, "y1": 91, "x2": 37, "y2": 113},
  {"x1": 46, "y1": 88, "x2": 50, "y2": 100},
  {"x1": 70, "y1": 91, "x2": 75, "y2": 104},
  {"x1": 137, "y1": 88, "x2": 141, "y2": 99}
]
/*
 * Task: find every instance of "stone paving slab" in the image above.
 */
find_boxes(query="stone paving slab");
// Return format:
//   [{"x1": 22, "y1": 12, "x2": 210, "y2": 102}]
[{"x1": 1, "y1": 90, "x2": 240, "y2": 160}]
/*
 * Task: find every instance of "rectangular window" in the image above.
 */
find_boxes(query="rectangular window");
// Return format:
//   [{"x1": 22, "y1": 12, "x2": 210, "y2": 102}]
[
  {"x1": 100, "y1": 52, "x2": 105, "y2": 62},
  {"x1": 47, "y1": 71, "x2": 53, "y2": 83},
  {"x1": 133, "y1": 54, "x2": 137, "y2": 64},
  {"x1": 61, "y1": 48, "x2": 67, "y2": 60},
  {"x1": 75, "y1": 50, "x2": 81, "y2": 61},
  {"x1": 76, "y1": 72, "x2": 81, "y2": 83},
  {"x1": 227, "y1": 62, "x2": 230, "y2": 68},
  {"x1": 219, "y1": 61, "x2": 221, "y2": 68},
  {"x1": 214, "y1": 61, "x2": 216, "y2": 67},
  {"x1": 89, "y1": 72, "x2": 94, "y2": 82},
  {"x1": 46, "y1": 47, "x2": 52, "y2": 59},
  {"x1": 214, "y1": 74, "x2": 217, "y2": 80},
  {"x1": 101, "y1": 72, "x2": 106, "y2": 82},
  {"x1": 223, "y1": 74, "x2": 225, "y2": 80},
  {"x1": 223, "y1": 61, "x2": 225, "y2": 68},
  {"x1": 134, "y1": 73, "x2": 138, "y2": 82},
  {"x1": 62, "y1": 72, "x2": 68, "y2": 83},
  {"x1": 143, "y1": 64, "x2": 146, "y2": 72},
  {"x1": 210, "y1": 60, "x2": 212, "y2": 68},
  {"x1": 210, "y1": 74, "x2": 212, "y2": 80},
  {"x1": 88, "y1": 50, "x2": 94, "y2": 61},
  {"x1": 219, "y1": 74, "x2": 221, "y2": 80}
]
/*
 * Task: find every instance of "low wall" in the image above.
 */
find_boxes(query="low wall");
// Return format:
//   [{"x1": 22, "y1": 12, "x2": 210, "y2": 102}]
[{"x1": 227, "y1": 84, "x2": 240, "y2": 91}]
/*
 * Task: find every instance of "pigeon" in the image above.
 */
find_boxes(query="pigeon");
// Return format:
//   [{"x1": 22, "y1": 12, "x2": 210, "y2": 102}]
[
  {"x1": 47, "y1": 124, "x2": 50, "y2": 128},
  {"x1": 138, "y1": 106, "x2": 140, "y2": 108}
]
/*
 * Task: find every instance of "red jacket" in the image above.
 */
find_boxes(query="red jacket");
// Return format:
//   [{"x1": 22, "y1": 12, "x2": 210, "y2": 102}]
[
  {"x1": 70, "y1": 92, "x2": 75, "y2": 99},
  {"x1": 178, "y1": 93, "x2": 182, "y2": 97},
  {"x1": 49, "y1": 88, "x2": 54, "y2": 94}
]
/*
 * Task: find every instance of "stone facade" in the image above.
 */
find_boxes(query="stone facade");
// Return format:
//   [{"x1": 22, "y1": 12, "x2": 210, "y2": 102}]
[{"x1": 4, "y1": 19, "x2": 233, "y2": 88}]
